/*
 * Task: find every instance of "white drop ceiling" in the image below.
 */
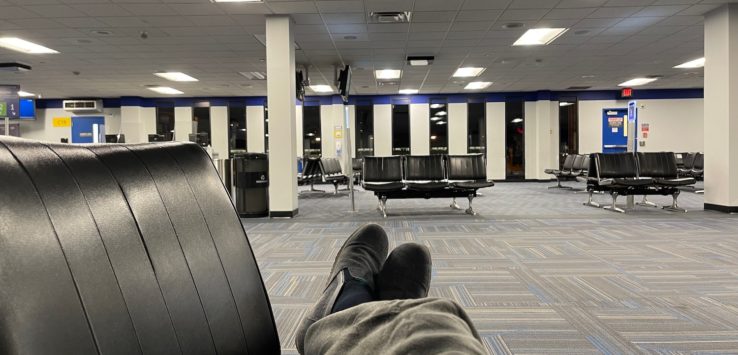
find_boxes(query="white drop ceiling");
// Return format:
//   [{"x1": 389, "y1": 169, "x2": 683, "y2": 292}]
[{"x1": 0, "y1": 0, "x2": 722, "y2": 98}]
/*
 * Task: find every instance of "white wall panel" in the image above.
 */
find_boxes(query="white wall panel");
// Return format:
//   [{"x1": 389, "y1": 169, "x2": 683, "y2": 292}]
[
  {"x1": 448, "y1": 103, "x2": 467, "y2": 155},
  {"x1": 486, "y1": 102, "x2": 506, "y2": 180},
  {"x1": 210, "y1": 106, "x2": 228, "y2": 159},
  {"x1": 246, "y1": 105, "x2": 265, "y2": 153},
  {"x1": 374, "y1": 104, "x2": 392, "y2": 156},
  {"x1": 174, "y1": 106, "x2": 193, "y2": 142},
  {"x1": 410, "y1": 103, "x2": 430, "y2": 155}
]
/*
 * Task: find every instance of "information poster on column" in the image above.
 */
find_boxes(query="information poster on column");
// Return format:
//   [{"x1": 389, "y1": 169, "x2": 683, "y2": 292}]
[{"x1": 0, "y1": 85, "x2": 20, "y2": 119}]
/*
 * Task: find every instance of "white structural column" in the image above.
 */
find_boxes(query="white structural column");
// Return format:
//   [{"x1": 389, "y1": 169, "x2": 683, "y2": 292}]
[
  {"x1": 349, "y1": 104, "x2": 356, "y2": 158},
  {"x1": 246, "y1": 105, "x2": 265, "y2": 153},
  {"x1": 486, "y1": 102, "x2": 506, "y2": 180},
  {"x1": 524, "y1": 101, "x2": 538, "y2": 179},
  {"x1": 295, "y1": 105, "x2": 303, "y2": 157},
  {"x1": 704, "y1": 4, "x2": 738, "y2": 212},
  {"x1": 410, "y1": 103, "x2": 430, "y2": 155},
  {"x1": 120, "y1": 106, "x2": 143, "y2": 143},
  {"x1": 174, "y1": 106, "x2": 193, "y2": 142},
  {"x1": 374, "y1": 104, "x2": 392, "y2": 156},
  {"x1": 266, "y1": 15, "x2": 298, "y2": 217},
  {"x1": 448, "y1": 103, "x2": 467, "y2": 155},
  {"x1": 210, "y1": 105, "x2": 228, "y2": 159}
]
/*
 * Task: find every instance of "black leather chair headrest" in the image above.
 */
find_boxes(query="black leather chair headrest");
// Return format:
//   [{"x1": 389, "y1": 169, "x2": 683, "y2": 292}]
[
  {"x1": 595, "y1": 153, "x2": 639, "y2": 178},
  {"x1": 637, "y1": 152, "x2": 678, "y2": 178},
  {"x1": 363, "y1": 156, "x2": 403, "y2": 182},
  {"x1": 0, "y1": 137, "x2": 279, "y2": 355},
  {"x1": 404, "y1": 155, "x2": 445, "y2": 181}
]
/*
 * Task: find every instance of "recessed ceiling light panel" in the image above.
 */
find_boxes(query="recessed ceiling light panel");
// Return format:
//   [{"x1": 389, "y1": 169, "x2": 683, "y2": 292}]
[
  {"x1": 674, "y1": 57, "x2": 705, "y2": 69},
  {"x1": 464, "y1": 81, "x2": 492, "y2": 90},
  {"x1": 453, "y1": 67, "x2": 486, "y2": 78},
  {"x1": 155, "y1": 72, "x2": 199, "y2": 82},
  {"x1": 619, "y1": 77, "x2": 658, "y2": 87},
  {"x1": 0, "y1": 37, "x2": 59, "y2": 54},
  {"x1": 376, "y1": 69, "x2": 402, "y2": 80},
  {"x1": 407, "y1": 55, "x2": 435, "y2": 66},
  {"x1": 399, "y1": 89, "x2": 418, "y2": 95},
  {"x1": 513, "y1": 28, "x2": 568, "y2": 46},
  {"x1": 18, "y1": 90, "x2": 35, "y2": 97},
  {"x1": 148, "y1": 86, "x2": 184, "y2": 95},
  {"x1": 309, "y1": 85, "x2": 333, "y2": 93}
]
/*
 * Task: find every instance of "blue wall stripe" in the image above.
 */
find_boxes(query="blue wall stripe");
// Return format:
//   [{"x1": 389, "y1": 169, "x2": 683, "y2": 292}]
[{"x1": 35, "y1": 88, "x2": 704, "y2": 110}]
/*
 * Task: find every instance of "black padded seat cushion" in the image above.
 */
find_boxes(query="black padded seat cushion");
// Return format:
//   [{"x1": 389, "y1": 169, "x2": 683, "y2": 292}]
[
  {"x1": 406, "y1": 182, "x2": 448, "y2": 191},
  {"x1": 0, "y1": 137, "x2": 279, "y2": 355},
  {"x1": 612, "y1": 178, "x2": 654, "y2": 187},
  {"x1": 454, "y1": 181, "x2": 495, "y2": 189},
  {"x1": 363, "y1": 182, "x2": 405, "y2": 192},
  {"x1": 655, "y1": 177, "x2": 696, "y2": 186}
]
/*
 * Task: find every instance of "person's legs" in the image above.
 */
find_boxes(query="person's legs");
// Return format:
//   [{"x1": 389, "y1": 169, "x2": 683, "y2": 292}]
[{"x1": 295, "y1": 224, "x2": 388, "y2": 354}]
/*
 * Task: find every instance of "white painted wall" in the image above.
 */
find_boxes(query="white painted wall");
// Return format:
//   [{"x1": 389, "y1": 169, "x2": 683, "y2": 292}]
[
  {"x1": 174, "y1": 106, "x2": 193, "y2": 142},
  {"x1": 374, "y1": 104, "x2": 392, "y2": 156},
  {"x1": 525, "y1": 100, "x2": 558, "y2": 180},
  {"x1": 579, "y1": 98, "x2": 703, "y2": 154},
  {"x1": 486, "y1": 102, "x2": 506, "y2": 180},
  {"x1": 246, "y1": 105, "x2": 265, "y2": 153},
  {"x1": 448, "y1": 103, "x2": 467, "y2": 155},
  {"x1": 19, "y1": 108, "x2": 121, "y2": 143},
  {"x1": 295, "y1": 104, "x2": 303, "y2": 157},
  {"x1": 210, "y1": 106, "x2": 228, "y2": 159},
  {"x1": 410, "y1": 103, "x2": 430, "y2": 155}
]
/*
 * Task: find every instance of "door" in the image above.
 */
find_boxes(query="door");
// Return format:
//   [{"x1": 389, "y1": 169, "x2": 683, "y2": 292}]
[
  {"x1": 72, "y1": 116, "x2": 105, "y2": 143},
  {"x1": 602, "y1": 108, "x2": 628, "y2": 154}
]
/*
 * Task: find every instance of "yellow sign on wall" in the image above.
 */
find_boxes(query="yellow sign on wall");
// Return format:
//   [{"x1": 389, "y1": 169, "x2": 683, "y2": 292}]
[
  {"x1": 334, "y1": 126, "x2": 343, "y2": 139},
  {"x1": 53, "y1": 117, "x2": 71, "y2": 127}
]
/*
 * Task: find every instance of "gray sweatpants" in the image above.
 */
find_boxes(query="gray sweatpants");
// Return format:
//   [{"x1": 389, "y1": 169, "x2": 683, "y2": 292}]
[{"x1": 305, "y1": 297, "x2": 487, "y2": 355}]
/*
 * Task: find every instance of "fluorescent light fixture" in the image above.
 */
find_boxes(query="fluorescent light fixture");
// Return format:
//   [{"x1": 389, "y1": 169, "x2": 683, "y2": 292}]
[
  {"x1": 464, "y1": 81, "x2": 492, "y2": 90},
  {"x1": 430, "y1": 135, "x2": 437, "y2": 140},
  {"x1": 453, "y1": 67, "x2": 486, "y2": 78},
  {"x1": 307, "y1": 133, "x2": 315, "y2": 137},
  {"x1": 436, "y1": 111, "x2": 447, "y2": 116},
  {"x1": 18, "y1": 90, "x2": 35, "y2": 97},
  {"x1": 511, "y1": 118, "x2": 523, "y2": 123},
  {"x1": 436, "y1": 121, "x2": 447, "y2": 125},
  {"x1": 0, "y1": 37, "x2": 59, "y2": 54},
  {"x1": 399, "y1": 89, "x2": 418, "y2": 95},
  {"x1": 154, "y1": 72, "x2": 199, "y2": 82},
  {"x1": 147, "y1": 86, "x2": 184, "y2": 95},
  {"x1": 375, "y1": 69, "x2": 402, "y2": 80},
  {"x1": 513, "y1": 28, "x2": 568, "y2": 46},
  {"x1": 315, "y1": 137, "x2": 321, "y2": 142},
  {"x1": 409, "y1": 59, "x2": 429, "y2": 66},
  {"x1": 431, "y1": 116, "x2": 443, "y2": 121},
  {"x1": 618, "y1": 77, "x2": 658, "y2": 87},
  {"x1": 674, "y1": 57, "x2": 705, "y2": 69},
  {"x1": 430, "y1": 103, "x2": 445, "y2": 109},
  {"x1": 309, "y1": 85, "x2": 334, "y2": 93},
  {"x1": 559, "y1": 102, "x2": 574, "y2": 107}
]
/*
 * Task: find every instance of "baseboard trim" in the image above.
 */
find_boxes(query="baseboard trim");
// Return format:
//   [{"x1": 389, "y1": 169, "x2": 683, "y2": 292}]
[
  {"x1": 270, "y1": 209, "x2": 299, "y2": 218},
  {"x1": 704, "y1": 203, "x2": 738, "y2": 214}
]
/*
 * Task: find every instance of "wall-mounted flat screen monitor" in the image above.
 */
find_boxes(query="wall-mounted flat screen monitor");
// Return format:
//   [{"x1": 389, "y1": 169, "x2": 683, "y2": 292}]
[
  {"x1": 338, "y1": 65, "x2": 351, "y2": 103},
  {"x1": 19, "y1": 99, "x2": 35, "y2": 119},
  {"x1": 0, "y1": 85, "x2": 20, "y2": 119}
]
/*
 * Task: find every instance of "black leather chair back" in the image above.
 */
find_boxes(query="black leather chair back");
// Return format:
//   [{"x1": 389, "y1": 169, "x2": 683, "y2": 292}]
[
  {"x1": 447, "y1": 154, "x2": 486, "y2": 181},
  {"x1": 682, "y1": 152, "x2": 697, "y2": 170},
  {"x1": 0, "y1": 137, "x2": 279, "y2": 355},
  {"x1": 581, "y1": 155, "x2": 590, "y2": 174},
  {"x1": 637, "y1": 152, "x2": 678, "y2": 178},
  {"x1": 352, "y1": 158, "x2": 363, "y2": 172},
  {"x1": 363, "y1": 156, "x2": 402, "y2": 182},
  {"x1": 571, "y1": 155, "x2": 586, "y2": 172},
  {"x1": 562, "y1": 154, "x2": 576, "y2": 171},
  {"x1": 404, "y1": 155, "x2": 445, "y2": 181},
  {"x1": 303, "y1": 157, "x2": 321, "y2": 178},
  {"x1": 595, "y1": 153, "x2": 638, "y2": 178}
]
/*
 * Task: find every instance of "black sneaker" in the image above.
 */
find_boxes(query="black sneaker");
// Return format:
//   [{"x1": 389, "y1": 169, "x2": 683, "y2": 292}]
[
  {"x1": 377, "y1": 243, "x2": 432, "y2": 300},
  {"x1": 295, "y1": 224, "x2": 389, "y2": 354}
]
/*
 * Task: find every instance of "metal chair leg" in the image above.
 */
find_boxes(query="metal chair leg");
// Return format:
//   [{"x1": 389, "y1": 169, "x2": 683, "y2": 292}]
[
  {"x1": 604, "y1": 192, "x2": 625, "y2": 213},
  {"x1": 583, "y1": 191, "x2": 600, "y2": 208},
  {"x1": 663, "y1": 190, "x2": 687, "y2": 213},
  {"x1": 465, "y1": 194, "x2": 477, "y2": 216},
  {"x1": 450, "y1": 197, "x2": 462, "y2": 210},
  {"x1": 548, "y1": 176, "x2": 572, "y2": 189},
  {"x1": 636, "y1": 195, "x2": 658, "y2": 208},
  {"x1": 378, "y1": 196, "x2": 388, "y2": 218}
]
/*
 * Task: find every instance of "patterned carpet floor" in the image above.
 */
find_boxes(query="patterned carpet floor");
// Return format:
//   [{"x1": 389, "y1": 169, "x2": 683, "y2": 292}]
[{"x1": 242, "y1": 182, "x2": 738, "y2": 354}]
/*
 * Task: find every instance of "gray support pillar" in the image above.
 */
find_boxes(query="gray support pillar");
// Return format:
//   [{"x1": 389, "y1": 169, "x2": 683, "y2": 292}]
[
  {"x1": 704, "y1": 4, "x2": 738, "y2": 212},
  {"x1": 266, "y1": 15, "x2": 298, "y2": 217}
]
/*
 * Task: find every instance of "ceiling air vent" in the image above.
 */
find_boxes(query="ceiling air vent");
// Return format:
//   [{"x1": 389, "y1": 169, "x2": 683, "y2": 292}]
[
  {"x1": 370, "y1": 12, "x2": 412, "y2": 24},
  {"x1": 239, "y1": 72, "x2": 267, "y2": 80},
  {"x1": 566, "y1": 86, "x2": 591, "y2": 90},
  {"x1": 63, "y1": 100, "x2": 103, "y2": 112}
]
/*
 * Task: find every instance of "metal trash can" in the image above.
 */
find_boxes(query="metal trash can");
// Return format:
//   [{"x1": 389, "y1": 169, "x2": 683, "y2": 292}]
[
  {"x1": 233, "y1": 153, "x2": 269, "y2": 218},
  {"x1": 214, "y1": 158, "x2": 233, "y2": 198}
]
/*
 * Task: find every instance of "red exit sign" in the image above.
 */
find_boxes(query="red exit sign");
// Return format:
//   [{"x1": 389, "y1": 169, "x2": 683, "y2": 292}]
[{"x1": 621, "y1": 88, "x2": 633, "y2": 98}]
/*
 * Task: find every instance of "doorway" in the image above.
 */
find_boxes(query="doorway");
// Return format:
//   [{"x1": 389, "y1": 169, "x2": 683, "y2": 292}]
[
  {"x1": 71, "y1": 116, "x2": 105, "y2": 143},
  {"x1": 505, "y1": 99, "x2": 525, "y2": 180},
  {"x1": 558, "y1": 98, "x2": 579, "y2": 166}
]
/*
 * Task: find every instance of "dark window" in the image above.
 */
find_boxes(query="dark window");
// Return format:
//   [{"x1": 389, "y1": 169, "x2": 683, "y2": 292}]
[
  {"x1": 429, "y1": 100, "x2": 448, "y2": 155},
  {"x1": 468, "y1": 102, "x2": 486, "y2": 155},
  {"x1": 264, "y1": 104, "x2": 269, "y2": 153},
  {"x1": 229, "y1": 105, "x2": 247, "y2": 152},
  {"x1": 303, "y1": 104, "x2": 322, "y2": 157},
  {"x1": 558, "y1": 97, "x2": 579, "y2": 166},
  {"x1": 193, "y1": 104, "x2": 211, "y2": 146},
  {"x1": 505, "y1": 99, "x2": 525, "y2": 180},
  {"x1": 156, "y1": 106, "x2": 174, "y2": 141},
  {"x1": 355, "y1": 104, "x2": 374, "y2": 157},
  {"x1": 392, "y1": 104, "x2": 410, "y2": 155}
]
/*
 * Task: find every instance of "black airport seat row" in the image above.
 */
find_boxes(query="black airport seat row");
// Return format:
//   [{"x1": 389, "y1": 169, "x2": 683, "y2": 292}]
[
  {"x1": 676, "y1": 152, "x2": 704, "y2": 181},
  {"x1": 584, "y1": 152, "x2": 696, "y2": 213},
  {"x1": 362, "y1": 154, "x2": 494, "y2": 217},
  {"x1": 298, "y1": 157, "x2": 350, "y2": 194},
  {"x1": 544, "y1": 153, "x2": 590, "y2": 189},
  {"x1": 0, "y1": 136, "x2": 280, "y2": 355}
]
